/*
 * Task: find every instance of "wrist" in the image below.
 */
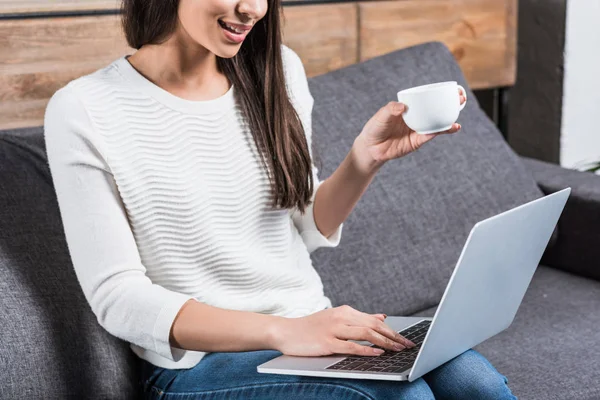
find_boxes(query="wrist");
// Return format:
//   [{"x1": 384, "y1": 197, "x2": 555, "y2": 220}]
[
  {"x1": 265, "y1": 315, "x2": 288, "y2": 351},
  {"x1": 352, "y1": 135, "x2": 385, "y2": 175}
]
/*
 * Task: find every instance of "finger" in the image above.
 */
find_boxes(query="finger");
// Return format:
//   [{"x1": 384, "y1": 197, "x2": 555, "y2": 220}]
[
  {"x1": 374, "y1": 322, "x2": 416, "y2": 348},
  {"x1": 370, "y1": 102, "x2": 406, "y2": 129},
  {"x1": 332, "y1": 339, "x2": 386, "y2": 357},
  {"x1": 337, "y1": 326, "x2": 406, "y2": 352},
  {"x1": 339, "y1": 309, "x2": 389, "y2": 335},
  {"x1": 340, "y1": 309, "x2": 403, "y2": 346},
  {"x1": 355, "y1": 312, "x2": 416, "y2": 348},
  {"x1": 442, "y1": 123, "x2": 461, "y2": 134},
  {"x1": 457, "y1": 88, "x2": 466, "y2": 105},
  {"x1": 413, "y1": 132, "x2": 438, "y2": 146},
  {"x1": 430, "y1": 123, "x2": 461, "y2": 136},
  {"x1": 367, "y1": 317, "x2": 414, "y2": 347},
  {"x1": 380, "y1": 101, "x2": 405, "y2": 118},
  {"x1": 388, "y1": 101, "x2": 406, "y2": 117},
  {"x1": 372, "y1": 313, "x2": 387, "y2": 322},
  {"x1": 336, "y1": 326, "x2": 405, "y2": 351}
]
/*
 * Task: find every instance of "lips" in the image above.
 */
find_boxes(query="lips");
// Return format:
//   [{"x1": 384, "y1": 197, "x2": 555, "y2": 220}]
[
  {"x1": 218, "y1": 20, "x2": 252, "y2": 34},
  {"x1": 218, "y1": 19, "x2": 252, "y2": 44}
]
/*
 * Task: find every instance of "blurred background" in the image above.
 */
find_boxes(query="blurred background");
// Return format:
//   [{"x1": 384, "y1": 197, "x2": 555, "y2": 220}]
[{"x1": 0, "y1": 0, "x2": 598, "y2": 172}]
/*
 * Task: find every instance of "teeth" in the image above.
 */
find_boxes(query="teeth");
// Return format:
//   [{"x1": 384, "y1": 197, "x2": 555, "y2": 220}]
[{"x1": 222, "y1": 21, "x2": 243, "y2": 34}]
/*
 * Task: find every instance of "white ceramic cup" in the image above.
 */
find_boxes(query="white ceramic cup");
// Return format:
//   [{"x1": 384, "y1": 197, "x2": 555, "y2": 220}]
[{"x1": 396, "y1": 81, "x2": 467, "y2": 134}]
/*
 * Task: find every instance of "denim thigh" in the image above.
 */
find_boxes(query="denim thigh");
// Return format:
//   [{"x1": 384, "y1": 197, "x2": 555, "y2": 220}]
[
  {"x1": 423, "y1": 349, "x2": 516, "y2": 400},
  {"x1": 139, "y1": 349, "x2": 515, "y2": 400},
  {"x1": 139, "y1": 350, "x2": 435, "y2": 400}
]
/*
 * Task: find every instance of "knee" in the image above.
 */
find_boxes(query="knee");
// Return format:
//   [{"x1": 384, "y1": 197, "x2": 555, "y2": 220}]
[
  {"x1": 426, "y1": 350, "x2": 516, "y2": 400},
  {"x1": 461, "y1": 365, "x2": 514, "y2": 400}
]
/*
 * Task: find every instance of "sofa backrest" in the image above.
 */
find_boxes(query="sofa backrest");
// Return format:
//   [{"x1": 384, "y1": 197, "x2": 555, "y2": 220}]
[
  {"x1": 0, "y1": 128, "x2": 139, "y2": 399},
  {"x1": 309, "y1": 42, "x2": 543, "y2": 316}
]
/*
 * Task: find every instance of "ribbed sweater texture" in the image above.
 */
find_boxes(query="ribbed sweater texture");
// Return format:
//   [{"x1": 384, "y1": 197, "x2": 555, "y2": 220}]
[{"x1": 44, "y1": 45, "x2": 342, "y2": 369}]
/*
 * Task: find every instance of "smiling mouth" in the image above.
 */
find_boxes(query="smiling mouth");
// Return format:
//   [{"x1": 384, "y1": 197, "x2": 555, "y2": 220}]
[{"x1": 218, "y1": 20, "x2": 249, "y2": 34}]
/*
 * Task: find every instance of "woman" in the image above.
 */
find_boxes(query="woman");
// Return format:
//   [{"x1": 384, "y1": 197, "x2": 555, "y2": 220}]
[{"x1": 44, "y1": 0, "x2": 516, "y2": 398}]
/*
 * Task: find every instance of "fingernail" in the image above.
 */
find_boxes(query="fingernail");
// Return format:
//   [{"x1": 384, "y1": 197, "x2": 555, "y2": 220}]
[
  {"x1": 383, "y1": 314, "x2": 388, "y2": 319},
  {"x1": 373, "y1": 348, "x2": 385, "y2": 355},
  {"x1": 393, "y1": 344, "x2": 405, "y2": 351}
]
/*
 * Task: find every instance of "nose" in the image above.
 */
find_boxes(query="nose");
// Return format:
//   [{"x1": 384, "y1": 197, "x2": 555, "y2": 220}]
[{"x1": 237, "y1": 0, "x2": 267, "y2": 21}]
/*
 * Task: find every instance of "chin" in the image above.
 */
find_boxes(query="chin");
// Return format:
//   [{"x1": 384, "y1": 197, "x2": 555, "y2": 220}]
[
  {"x1": 200, "y1": 40, "x2": 240, "y2": 59},
  {"x1": 214, "y1": 46, "x2": 241, "y2": 59}
]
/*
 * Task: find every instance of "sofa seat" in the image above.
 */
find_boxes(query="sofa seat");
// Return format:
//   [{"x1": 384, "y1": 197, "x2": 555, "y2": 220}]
[{"x1": 413, "y1": 266, "x2": 600, "y2": 400}]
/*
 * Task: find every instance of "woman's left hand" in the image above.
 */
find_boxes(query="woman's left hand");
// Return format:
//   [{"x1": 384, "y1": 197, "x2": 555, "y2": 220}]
[{"x1": 354, "y1": 89, "x2": 466, "y2": 171}]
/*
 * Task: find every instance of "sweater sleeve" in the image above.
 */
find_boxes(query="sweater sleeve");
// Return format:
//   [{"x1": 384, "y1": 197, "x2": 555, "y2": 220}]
[
  {"x1": 282, "y1": 45, "x2": 343, "y2": 253},
  {"x1": 44, "y1": 85, "x2": 194, "y2": 362}
]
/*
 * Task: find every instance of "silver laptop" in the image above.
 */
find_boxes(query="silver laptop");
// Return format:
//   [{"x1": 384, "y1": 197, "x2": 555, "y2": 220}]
[{"x1": 257, "y1": 188, "x2": 571, "y2": 382}]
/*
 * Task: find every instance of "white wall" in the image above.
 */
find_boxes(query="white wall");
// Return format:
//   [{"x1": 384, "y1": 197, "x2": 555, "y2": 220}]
[{"x1": 561, "y1": 0, "x2": 600, "y2": 170}]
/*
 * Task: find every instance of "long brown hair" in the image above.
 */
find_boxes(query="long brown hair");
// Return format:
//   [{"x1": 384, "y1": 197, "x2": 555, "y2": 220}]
[{"x1": 122, "y1": 0, "x2": 314, "y2": 213}]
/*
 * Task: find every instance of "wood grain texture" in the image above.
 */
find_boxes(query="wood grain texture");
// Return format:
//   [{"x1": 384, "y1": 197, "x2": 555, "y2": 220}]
[
  {"x1": 359, "y1": 0, "x2": 517, "y2": 89},
  {"x1": 282, "y1": 4, "x2": 358, "y2": 77},
  {"x1": 0, "y1": 0, "x2": 312, "y2": 14},
  {"x1": 0, "y1": 4, "x2": 358, "y2": 129},
  {"x1": 0, "y1": 15, "x2": 131, "y2": 129},
  {"x1": 0, "y1": 0, "x2": 516, "y2": 129},
  {"x1": 0, "y1": 0, "x2": 120, "y2": 14}
]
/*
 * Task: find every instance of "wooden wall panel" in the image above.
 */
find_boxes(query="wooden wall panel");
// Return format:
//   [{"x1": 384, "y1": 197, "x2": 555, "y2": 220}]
[
  {"x1": 0, "y1": 4, "x2": 358, "y2": 129},
  {"x1": 0, "y1": 15, "x2": 130, "y2": 130},
  {"x1": 282, "y1": 4, "x2": 358, "y2": 77},
  {"x1": 0, "y1": 0, "x2": 516, "y2": 129},
  {"x1": 359, "y1": 0, "x2": 517, "y2": 90},
  {"x1": 0, "y1": 0, "x2": 119, "y2": 14}
]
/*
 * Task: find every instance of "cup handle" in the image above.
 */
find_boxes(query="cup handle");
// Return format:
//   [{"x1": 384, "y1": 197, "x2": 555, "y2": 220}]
[{"x1": 458, "y1": 85, "x2": 467, "y2": 111}]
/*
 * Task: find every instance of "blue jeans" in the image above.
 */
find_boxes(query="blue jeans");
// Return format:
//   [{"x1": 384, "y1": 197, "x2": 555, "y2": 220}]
[{"x1": 139, "y1": 349, "x2": 516, "y2": 399}]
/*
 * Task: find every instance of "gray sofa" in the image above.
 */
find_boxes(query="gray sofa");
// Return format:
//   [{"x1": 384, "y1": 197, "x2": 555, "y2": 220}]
[{"x1": 1, "y1": 42, "x2": 599, "y2": 399}]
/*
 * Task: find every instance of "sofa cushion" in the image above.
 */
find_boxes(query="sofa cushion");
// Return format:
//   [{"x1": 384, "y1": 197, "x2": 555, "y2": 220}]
[
  {"x1": 413, "y1": 266, "x2": 600, "y2": 400},
  {"x1": 0, "y1": 128, "x2": 139, "y2": 399},
  {"x1": 308, "y1": 42, "x2": 544, "y2": 316}
]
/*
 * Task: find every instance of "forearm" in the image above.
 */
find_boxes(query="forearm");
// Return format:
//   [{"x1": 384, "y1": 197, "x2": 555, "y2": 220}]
[
  {"x1": 313, "y1": 137, "x2": 382, "y2": 237},
  {"x1": 170, "y1": 299, "x2": 285, "y2": 353}
]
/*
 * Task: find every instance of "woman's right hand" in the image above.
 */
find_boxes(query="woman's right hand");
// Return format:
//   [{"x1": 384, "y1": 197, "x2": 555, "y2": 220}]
[{"x1": 269, "y1": 305, "x2": 416, "y2": 357}]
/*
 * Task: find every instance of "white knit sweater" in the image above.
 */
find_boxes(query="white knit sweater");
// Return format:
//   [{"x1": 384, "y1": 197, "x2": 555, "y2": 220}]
[{"x1": 44, "y1": 45, "x2": 342, "y2": 369}]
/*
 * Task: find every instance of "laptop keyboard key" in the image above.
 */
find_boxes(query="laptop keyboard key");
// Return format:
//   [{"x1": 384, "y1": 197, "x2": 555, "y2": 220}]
[{"x1": 326, "y1": 321, "x2": 431, "y2": 372}]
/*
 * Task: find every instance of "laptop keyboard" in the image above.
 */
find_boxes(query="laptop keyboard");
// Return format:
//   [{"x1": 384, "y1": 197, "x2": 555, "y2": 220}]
[{"x1": 325, "y1": 320, "x2": 431, "y2": 374}]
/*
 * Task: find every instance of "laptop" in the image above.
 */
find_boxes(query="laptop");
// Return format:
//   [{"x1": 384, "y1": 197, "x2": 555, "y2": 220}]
[{"x1": 257, "y1": 188, "x2": 571, "y2": 382}]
